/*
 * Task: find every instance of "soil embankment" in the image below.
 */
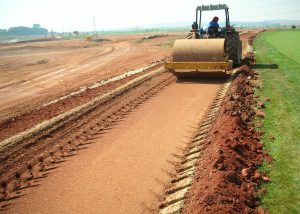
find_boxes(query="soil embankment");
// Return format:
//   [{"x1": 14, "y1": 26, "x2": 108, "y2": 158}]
[{"x1": 182, "y1": 62, "x2": 269, "y2": 213}]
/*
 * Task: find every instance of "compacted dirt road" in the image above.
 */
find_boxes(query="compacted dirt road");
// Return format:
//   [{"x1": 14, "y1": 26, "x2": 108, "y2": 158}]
[{"x1": 3, "y1": 79, "x2": 222, "y2": 213}]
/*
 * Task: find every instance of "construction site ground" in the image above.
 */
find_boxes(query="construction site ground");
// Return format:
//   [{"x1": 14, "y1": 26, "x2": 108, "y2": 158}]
[
  {"x1": 0, "y1": 34, "x2": 177, "y2": 120},
  {"x1": 0, "y1": 30, "x2": 264, "y2": 213}
]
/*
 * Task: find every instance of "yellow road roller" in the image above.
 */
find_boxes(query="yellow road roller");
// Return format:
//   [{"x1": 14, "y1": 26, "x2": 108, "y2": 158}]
[{"x1": 165, "y1": 4, "x2": 242, "y2": 77}]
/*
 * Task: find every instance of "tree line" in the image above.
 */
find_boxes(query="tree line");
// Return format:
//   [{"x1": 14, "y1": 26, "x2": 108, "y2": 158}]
[{"x1": 0, "y1": 24, "x2": 48, "y2": 36}]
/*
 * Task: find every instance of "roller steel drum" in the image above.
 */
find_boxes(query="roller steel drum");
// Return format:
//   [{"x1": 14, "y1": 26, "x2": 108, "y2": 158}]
[{"x1": 173, "y1": 39, "x2": 227, "y2": 62}]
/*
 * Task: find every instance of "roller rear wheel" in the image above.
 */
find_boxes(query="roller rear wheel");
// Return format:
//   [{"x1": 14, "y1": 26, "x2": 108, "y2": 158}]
[{"x1": 226, "y1": 32, "x2": 242, "y2": 66}]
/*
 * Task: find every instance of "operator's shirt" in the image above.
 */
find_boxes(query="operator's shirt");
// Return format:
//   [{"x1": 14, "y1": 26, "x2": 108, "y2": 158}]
[{"x1": 208, "y1": 21, "x2": 220, "y2": 28}]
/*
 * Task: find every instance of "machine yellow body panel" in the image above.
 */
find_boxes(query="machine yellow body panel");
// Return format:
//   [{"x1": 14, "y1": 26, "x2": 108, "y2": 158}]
[{"x1": 166, "y1": 38, "x2": 234, "y2": 77}]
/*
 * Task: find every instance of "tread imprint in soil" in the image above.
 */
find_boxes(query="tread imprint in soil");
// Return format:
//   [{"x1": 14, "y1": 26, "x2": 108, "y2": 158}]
[{"x1": 159, "y1": 71, "x2": 236, "y2": 214}]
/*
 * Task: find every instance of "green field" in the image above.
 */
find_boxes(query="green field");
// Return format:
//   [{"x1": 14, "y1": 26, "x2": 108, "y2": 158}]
[{"x1": 254, "y1": 30, "x2": 300, "y2": 213}]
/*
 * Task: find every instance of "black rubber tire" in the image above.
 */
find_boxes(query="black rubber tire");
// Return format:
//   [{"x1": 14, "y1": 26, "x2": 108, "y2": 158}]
[{"x1": 226, "y1": 32, "x2": 242, "y2": 66}]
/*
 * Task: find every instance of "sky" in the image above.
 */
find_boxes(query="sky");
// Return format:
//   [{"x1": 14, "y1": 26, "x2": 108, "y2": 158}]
[{"x1": 0, "y1": 0, "x2": 300, "y2": 32}]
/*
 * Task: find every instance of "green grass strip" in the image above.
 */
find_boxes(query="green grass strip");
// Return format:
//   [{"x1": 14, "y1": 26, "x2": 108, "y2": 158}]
[{"x1": 254, "y1": 30, "x2": 300, "y2": 214}]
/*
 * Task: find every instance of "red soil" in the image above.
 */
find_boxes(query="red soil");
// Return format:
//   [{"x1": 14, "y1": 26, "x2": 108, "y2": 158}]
[{"x1": 182, "y1": 64, "x2": 269, "y2": 213}]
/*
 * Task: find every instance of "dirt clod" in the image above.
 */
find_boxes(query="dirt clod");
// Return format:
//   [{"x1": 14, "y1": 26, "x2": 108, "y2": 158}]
[
  {"x1": 257, "y1": 101, "x2": 266, "y2": 109},
  {"x1": 262, "y1": 176, "x2": 272, "y2": 183},
  {"x1": 255, "y1": 111, "x2": 264, "y2": 119},
  {"x1": 253, "y1": 172, "x2": 262, "y2": 181},
  {"x1": 258, "y1": 188, "x2": 267, "y2": 195},
  {"x1": 241, "y1": 168, "x2": 251, "y2": 177}
]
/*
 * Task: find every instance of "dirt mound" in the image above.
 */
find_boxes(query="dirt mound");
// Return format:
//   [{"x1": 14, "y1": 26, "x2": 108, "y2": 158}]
[
  {"x1": 143, "y1": 34, "x2": 168, "y2": 40},
  {"x1": 14, "y1": 38, "x2": 62, "y2": 44},
  {"x1": 91, "y1": 38, "x2": 111, "y2": 42},
  {"x1": 182, "y1": 65, "x2": 269, "y2": 213}
]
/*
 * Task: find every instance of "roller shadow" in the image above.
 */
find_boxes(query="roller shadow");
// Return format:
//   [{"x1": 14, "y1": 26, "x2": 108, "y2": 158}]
[
  {"x1": 175, "y1": 76, "x2": 228, "y2": 84},
  {"x1": 255, "y1": 63, "x2": 278, "y2": 69}
]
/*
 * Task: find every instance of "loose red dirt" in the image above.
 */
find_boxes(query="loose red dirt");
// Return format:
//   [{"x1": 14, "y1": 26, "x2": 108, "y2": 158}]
[{"x1": 182, "y1": 63, "x2": 269, "y2": 213}]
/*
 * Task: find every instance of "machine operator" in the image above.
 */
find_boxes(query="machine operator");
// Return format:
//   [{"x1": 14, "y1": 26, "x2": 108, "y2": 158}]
[{"x1": 208, "y1": 16, "x2": 220, "y2": 28}]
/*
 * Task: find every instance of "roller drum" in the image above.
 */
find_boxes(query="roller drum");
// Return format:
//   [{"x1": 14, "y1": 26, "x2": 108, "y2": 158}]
[{"x1": 173, "y1": 39, "x2": 227, "y2": 62}]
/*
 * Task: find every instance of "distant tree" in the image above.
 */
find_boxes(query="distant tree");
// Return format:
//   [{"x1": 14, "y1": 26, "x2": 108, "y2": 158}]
[
  {"x1": 8, "y1": 26, "x2": 30, "y2": 35},
  {"x1": 291, "y1": 25, "x2": 296, "y2": 29},
  {"x1": 0, "y1": 29, "x2": 7, "y2": 34},
  {"x1": 7, "y1": 25, "x2": 48, "y2": 35},
  {"x1": 73, "y1": 31, "x2": 79, "y2": 36},
  {"x1": 50, "y1": 30, "x2": 55, "y2": 38},
  {"x1": 33, "y1": 24, "x2": 41, "y2": 28}
]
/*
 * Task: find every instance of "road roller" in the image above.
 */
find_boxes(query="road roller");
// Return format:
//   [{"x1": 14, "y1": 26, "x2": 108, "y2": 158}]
[{"x1": 165, "y1": 4, "x2": 242, "y2": 77}]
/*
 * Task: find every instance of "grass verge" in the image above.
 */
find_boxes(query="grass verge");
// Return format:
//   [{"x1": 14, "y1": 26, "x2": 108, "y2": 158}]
[{"x1": 254, "y1": 30, "x2": 300, "y2": 213}]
